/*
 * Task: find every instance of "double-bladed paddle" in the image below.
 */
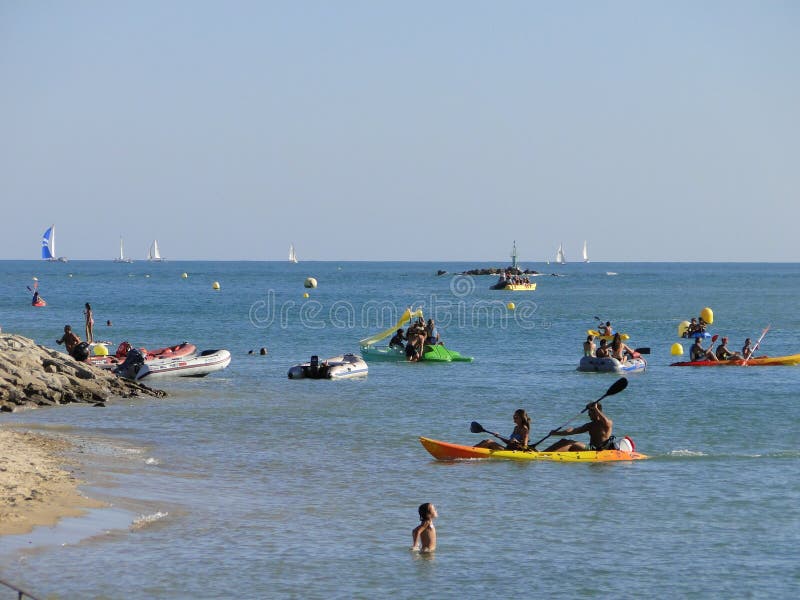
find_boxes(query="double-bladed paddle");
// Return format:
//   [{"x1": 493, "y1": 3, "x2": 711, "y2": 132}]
[{"x1": 528, "y1": 377, "x2": 629, "y2": 450}]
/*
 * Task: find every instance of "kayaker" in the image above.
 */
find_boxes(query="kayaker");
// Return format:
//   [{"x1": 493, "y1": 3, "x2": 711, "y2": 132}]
[
  {"x1": 543, "y1": 402, "x2": 616, "y2": 452},
  {"x1": 389, "y1": 329, "x2": 405, "y2": 349},
  {"x1": 31, "y1": 289, "x2": 40, "y2": 306},
  {"x1": 595, "y1": 339, "x2": 610, "y2": 358},
  {"x1": 411, "y1": 503, "x2": 438, "y2": 553},
  {"x1": 690, "y1": 337, "x2": 717, "y2": 362},
  {"x1": 715, "y1": 337, "x2": 742, "y2": 361},
  {"x1": 474, "y1": 409, "x2": 531, "y2": 450},
  {"x1": 742, "y1": 338, "x2": 753, "y2": 359},
  {"x1": 583, "y1": 335, "x2": 596, "y2": 357},
  {"x1": 598, "y1": 321, "x2": 613, "y2": 337},
  {"x1": 685, "y1": 317, "x2": 700, "y2": 337}
]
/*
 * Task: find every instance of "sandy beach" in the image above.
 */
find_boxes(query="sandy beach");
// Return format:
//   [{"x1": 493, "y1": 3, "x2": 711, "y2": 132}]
[{"x1": 0, "y1": 427, "x2": 105, "y2": 536}]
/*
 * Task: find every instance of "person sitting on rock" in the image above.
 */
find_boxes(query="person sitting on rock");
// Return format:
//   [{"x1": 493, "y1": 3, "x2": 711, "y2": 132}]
[{"x1": 56, "y1": 325, "x2": 81, "y2": 355}]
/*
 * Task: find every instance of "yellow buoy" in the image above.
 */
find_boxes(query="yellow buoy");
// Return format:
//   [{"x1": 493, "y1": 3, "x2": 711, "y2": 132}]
[
  {"x1": 303, "y1": 292, "x2": 309, "y2": 298},
  {"x1": 212, "y1": 281, "x2": 221, "y2": 290},
  {"x1": 93, "y1": 344, "x2": 109, "y2": 356},
  {"x1": 671, "y1": 342, "x2": 684, "y2": 356},
  {"x1": 677, "y1": 320, "x2": 690, "y2": 337},
  {"x1": 181, "y1": 272, "x2": 188, "y2": 279},
  {"x1": 304, "y1": 277, "x2": 318, "y2": 289},
  {"x1": 506, "y1": 302, "x2": 515, "y2": 310},
  {"x1": 700, "y1": 307, "x2": 713, "y2": 325}
]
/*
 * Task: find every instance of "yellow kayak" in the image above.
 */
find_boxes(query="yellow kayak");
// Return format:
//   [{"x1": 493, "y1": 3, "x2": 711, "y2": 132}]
[
  {"x1": 419, "y1": 437, "x2": 648, "y2": 462},
  {"x1": 587, "y1": 329, "x2": 630, "y2": 341}
]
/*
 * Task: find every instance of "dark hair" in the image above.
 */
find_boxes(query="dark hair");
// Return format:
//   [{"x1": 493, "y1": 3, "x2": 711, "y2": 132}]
[{"x1": 418, "y1": 503, "x2": 433, "y2": 521}]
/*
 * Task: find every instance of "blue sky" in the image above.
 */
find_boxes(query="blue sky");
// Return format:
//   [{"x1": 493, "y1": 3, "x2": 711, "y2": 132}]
[{"x1": 1, "y1": 1, "x2": 798, "y2": 261}]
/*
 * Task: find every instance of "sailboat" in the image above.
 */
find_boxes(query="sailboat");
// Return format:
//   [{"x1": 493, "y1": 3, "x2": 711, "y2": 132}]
[
  {"x1": 113, "y1": 237, "x2": 134, "y2": 263},
  {"x1": 288, "y1": 244, "x2": 298, "y2": 263},
  {"x1": 582, "y1": 240, "x2": 589, "y2": 263},
  {"x1": 555, "y1": 243, "x2": 566, "y2": 265},
  {"x1": 41, "y1": 225, "x2": 68, "y2": 262},
  {"x1": 147, "y1": 240, "x2": 164, "y2": 262}
]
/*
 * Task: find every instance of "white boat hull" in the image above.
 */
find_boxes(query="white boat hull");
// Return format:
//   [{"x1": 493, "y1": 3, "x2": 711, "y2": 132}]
[
  {"x1": 577, "y1": 356, "x2": 646, "y2": 374},
  {"x1": 135, "y1": 349, "x2": 231, "y2": 381},
  {"x1": 288, "y1": 353, "x2": 368, "y2": 379}
]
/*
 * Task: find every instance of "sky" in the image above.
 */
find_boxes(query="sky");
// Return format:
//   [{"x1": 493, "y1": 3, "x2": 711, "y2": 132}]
[{"x1": 1, "y1": 1, "x2": 798, "y2": 262}]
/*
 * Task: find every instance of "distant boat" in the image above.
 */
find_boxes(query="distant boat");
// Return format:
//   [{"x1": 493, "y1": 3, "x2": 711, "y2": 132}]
[
  {"x1": 288, "y1": 244, "x2": 298, "y2": 263},
  {"x1": 147, "y1": 240, "x2": 164, "y2": 262},
  {"x1": 41, "y1": 224, "x2": 68, "y2": 262},
  {"x1": 582, "y1": 240, "x2": 589, "y2": 263},
  {"x1": 555, "y1": 243, "x2": 566, "y2": 265},
  {"x1": 113, "y1": 237, "x2": 134, "y2": 263}
]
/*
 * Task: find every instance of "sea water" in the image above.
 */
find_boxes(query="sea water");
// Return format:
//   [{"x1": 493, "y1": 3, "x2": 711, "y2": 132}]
[{"x1": 1, "y1": 261, "x2": 799, "y2": 598}]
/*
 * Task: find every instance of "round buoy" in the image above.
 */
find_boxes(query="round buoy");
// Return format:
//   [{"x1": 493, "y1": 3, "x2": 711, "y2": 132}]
[
  {"x1": 304, "y1": 277, "x2": 317, "y2": 289},
  {"x1": 93, "y1": 344, "x2": 109, "y2": 356},
  {"x1": 212, "y1": 281, "x2": 220, "y2": 290},
  {"x1": 507, "y1": 302, "x2": 515, "y2": 310},
  {"x1": 303, "y1": 292, "x2": 309, "y2": 298},
  {"x1": 700, "y1": 307, "x2": 714, "y2": 325},
  {"x1": 181, "y1": 272, "x2": 188, "y2": 279},
  {"x1": 671, "y1": 342, "x2": 684, "y2": 356},
  {"x1": 677, "y1": 320, "x2": 690, "y2": 337}
]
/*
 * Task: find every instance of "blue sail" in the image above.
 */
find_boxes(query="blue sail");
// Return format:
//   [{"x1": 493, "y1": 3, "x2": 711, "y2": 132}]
[{"x1": 41, "y1": 226, "x2": 54, "y2": 260}]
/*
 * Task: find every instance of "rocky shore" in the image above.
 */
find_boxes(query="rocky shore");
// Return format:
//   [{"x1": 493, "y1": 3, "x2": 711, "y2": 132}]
[{"x1": 0, "y1": 333, "x2": 165, "y2": 412}]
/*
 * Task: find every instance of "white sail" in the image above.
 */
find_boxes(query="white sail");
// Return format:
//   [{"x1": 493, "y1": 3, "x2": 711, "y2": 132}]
[
  {"x1": 556, "y1": 243, "x2": 566, "y2": 265},
  {"x1": 289, "y1": 244, "x2": 298, "y2": 263},
  {"x1": 148, "y1": 240, "x2": 164, "y2": 261},
  {"x1": 114, "y1": 237, "x2": 134, "y2": 263},
  {"x1": 582, "y1": 240, "x2": 589, "y2": 263}
]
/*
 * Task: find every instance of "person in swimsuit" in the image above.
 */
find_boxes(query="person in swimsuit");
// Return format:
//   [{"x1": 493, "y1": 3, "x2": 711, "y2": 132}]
[
  {"x1": 741, "y1": 338, "x2": 753, "y2": 359},
  {"x1": 84, "y1": 302, "x2": 94, "y2": 343},
  {"x1": 405, "y1": 339, "x2": 421, "y2": 362},
  {"x1": 715, "y1": 337, "x2": 742, "y2": 361},
  {"x1": 583, "y1": 335, "x2": 596, "y2": 357},
  {"x1": 595, "y1": 339, "x2": 610, "y2": 358},
  {"x1": 543, "y1": 402, "x2": 616, "y2": 452},
  {"x1": 389, "y1": 328, "x2": 406, "y2": 349},
  {"x1": 411, "y1": 503, "x2": 438, "y2": 552},
  {"x1": 690, "y1": 337, "x2": 717, "y2": 362},
  {"x1": 474, "y1": 409, "x2": 531, "y2": 450},
  {"x1": 598, "y1": 321, "x2": 613, "y2": 337},
  {"x1": 610, "y1": 332, "x2": 634, "y2": 362}
]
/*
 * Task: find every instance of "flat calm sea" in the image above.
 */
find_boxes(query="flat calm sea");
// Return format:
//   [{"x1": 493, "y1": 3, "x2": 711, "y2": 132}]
[{"x1": 2, "y1": 261, "x2": 799, "y2": 598}]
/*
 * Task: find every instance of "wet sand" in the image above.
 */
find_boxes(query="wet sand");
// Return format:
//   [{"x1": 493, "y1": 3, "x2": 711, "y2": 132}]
[{"x1": 0, "y1": 427, "x2": 105, "y2": 536}]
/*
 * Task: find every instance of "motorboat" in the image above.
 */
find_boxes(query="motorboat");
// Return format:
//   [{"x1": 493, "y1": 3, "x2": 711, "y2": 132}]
[
  {"x1": 287, "y1": 353, "x2": 368, "y2": 379},
  {"x1": 134, "y1": 349, "x2": 232, "y2": 381}
]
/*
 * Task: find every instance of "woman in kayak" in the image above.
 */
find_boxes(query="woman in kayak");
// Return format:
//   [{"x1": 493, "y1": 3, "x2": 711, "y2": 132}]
[
  {"x1": 474, "y1": 409, "x2": 530, "y2": 450},
  {"x1": 742, "y1": 338, "x2": 753, "y2": 359},
  {"x1": 411, "y1": 503, "x2": 438, "y2": 553}
]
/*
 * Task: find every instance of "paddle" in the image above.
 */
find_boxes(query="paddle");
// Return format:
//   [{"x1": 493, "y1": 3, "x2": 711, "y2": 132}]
[
  {"x1": 469, "y1": 421, "x2": 513, "y2": 446},
  {"x1": 529, "y1": 377, "x2": 629, "y2": 450},
  {"x1": 741, "y1": 325, "x2": 770, "y2": 366}
]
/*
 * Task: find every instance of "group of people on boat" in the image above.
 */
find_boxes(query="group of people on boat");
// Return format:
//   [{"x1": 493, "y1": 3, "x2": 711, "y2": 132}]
[
  {"x1": 683, "y1": 317, "x2": 708, "y2": 338},
  {"x1": 583, "y1": 332, "x2": 637, "y2": 363},
  {"x1": 690, "y1": 336, "x2": 753, "y2": 362},
  {"x1": 495, "y1": 271, "x2": 532, "y2": 286},
  {"x1": 474, "y1": 403, "x2": 617, "y2": 453},
  {"x1": 389, "y1": 317, "x2": 441, "y2": 362}
]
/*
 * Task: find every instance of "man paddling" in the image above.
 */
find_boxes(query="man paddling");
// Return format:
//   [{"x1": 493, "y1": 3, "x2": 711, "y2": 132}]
[{"x1": 542, "y1": 401, "x2": 617, "y2": 452}]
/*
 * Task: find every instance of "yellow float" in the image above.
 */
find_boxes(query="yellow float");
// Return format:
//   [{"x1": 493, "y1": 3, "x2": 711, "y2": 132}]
[
  {"x1": 671, "y1": 343, "x2": 684, "y2": 356},
  {"x1": 700, "y1": 307, "x2": 713, "y2": 325}
]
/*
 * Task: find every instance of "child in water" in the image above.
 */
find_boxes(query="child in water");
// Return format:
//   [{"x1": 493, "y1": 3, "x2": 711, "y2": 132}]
[{"x1": 411, "y1": 503, "x2": 438, "y2": 552}]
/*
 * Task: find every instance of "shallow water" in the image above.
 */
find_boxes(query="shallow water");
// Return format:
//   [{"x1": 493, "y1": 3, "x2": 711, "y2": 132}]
[{"x1": 1, "y1": 261, "x2": 799, "y2": 598}]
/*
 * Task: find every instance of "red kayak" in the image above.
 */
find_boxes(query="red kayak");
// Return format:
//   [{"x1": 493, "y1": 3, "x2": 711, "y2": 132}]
[{"x1": 670, "y1": 353, "x2": 800, "y2": 367}]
